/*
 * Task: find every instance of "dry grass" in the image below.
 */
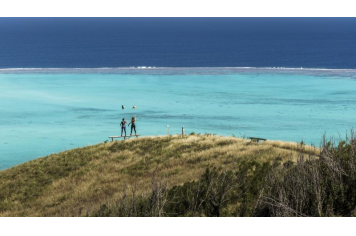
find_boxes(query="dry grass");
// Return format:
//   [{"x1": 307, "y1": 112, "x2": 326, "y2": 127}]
[{"x1": 0, "y1": 134, "x2": 319, "y2": 216}]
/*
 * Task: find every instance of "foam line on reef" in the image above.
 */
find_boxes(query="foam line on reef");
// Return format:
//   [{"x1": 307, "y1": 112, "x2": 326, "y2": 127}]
[
  {"x1": 2, "y1": 66, "x2": 356, "y2": 70},
  {"x1": 1, "y1": 67, "x2": 356, "y2": 76}
]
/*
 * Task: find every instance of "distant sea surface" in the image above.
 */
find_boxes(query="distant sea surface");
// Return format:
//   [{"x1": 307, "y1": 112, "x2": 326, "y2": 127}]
[
  {"x1": 1, "y1": 18, "x2": 356, "y2": 170},
  {"x1": 1, "y1": 18, "x2": 356, "y2": 69}
]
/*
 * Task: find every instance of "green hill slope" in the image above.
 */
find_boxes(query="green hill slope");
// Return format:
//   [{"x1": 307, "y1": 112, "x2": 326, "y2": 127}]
[{"x1": 0, "y1": 134, "x2": 319, "y2": 216}]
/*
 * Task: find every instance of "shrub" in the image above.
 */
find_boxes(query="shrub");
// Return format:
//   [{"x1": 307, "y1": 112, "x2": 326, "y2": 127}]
[{"x1": 255, "y1": 133, "x2": 356, "y2": 216}]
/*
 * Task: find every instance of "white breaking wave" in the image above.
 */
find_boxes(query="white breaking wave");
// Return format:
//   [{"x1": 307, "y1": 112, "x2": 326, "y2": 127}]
[
  {"x1": 1, "y1": 67, "x2": 356, "y2": 77},
  {"x1": 1, "y1": 66, "x2": 356, "y2": 71}
]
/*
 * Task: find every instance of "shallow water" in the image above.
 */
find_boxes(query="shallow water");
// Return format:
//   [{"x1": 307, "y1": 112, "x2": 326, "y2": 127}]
[{"x1": 1, "y1": 69, "x2": 356, "y2": 169}]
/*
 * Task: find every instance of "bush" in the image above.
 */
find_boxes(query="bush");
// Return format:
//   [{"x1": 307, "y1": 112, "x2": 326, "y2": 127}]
[{"x1": 255, "y1": 134, "x2": 356, "y2": 216}]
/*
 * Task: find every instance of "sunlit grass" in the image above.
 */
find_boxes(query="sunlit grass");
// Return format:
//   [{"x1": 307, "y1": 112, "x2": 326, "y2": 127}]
[{"x1": 0, "y1": 134, "x2": 319, "y2": 216}]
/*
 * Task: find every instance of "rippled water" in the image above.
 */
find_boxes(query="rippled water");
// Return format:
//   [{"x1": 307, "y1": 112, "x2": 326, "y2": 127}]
[{"x1": 1, "y1": 68, "x2": 356, "y2": 169}]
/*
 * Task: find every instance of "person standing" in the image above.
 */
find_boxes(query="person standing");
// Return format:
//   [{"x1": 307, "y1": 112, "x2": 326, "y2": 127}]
[
  {"x1": 128, "y1": 117, "x2": 136, "y2": 135},
  {"x1": 120, "y1": 118, "x2": 127, "y2": 136}
]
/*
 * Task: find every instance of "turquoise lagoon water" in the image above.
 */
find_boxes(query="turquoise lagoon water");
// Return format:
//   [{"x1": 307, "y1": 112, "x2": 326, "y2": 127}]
[{"x1": 1, "y1": 68, "x2": 356, "y2": 170}]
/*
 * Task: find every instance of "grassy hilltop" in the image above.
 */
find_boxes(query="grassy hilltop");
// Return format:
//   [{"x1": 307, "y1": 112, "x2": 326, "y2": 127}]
[{"x1": 1, "y1": 134, "x2": 355, "y2": 217}]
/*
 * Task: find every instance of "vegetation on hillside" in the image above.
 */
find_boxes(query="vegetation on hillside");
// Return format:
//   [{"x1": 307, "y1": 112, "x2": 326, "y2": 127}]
[
  {"x1": 92, "y1": 134, "x2": 356, "y2": 217},
  {"x1": 1, "y1": 133, "x2": 355, "y2": 217}
]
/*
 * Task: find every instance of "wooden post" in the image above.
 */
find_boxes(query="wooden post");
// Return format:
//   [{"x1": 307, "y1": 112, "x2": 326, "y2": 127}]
[
  {"x1": 167, "y1": 125, "x2": 169, "y2": 136},
  {"x1": 182, "y1": 126, "x2": 185, "y2": 136},
  {"x1": 111, "y1": 137, "x2": 114, "y2": 142}
]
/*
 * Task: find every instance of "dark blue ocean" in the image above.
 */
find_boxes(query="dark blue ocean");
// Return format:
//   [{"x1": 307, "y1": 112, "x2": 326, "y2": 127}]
[{"x1": 1, "y1": 18, "x2": 356, "y2": 69}]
